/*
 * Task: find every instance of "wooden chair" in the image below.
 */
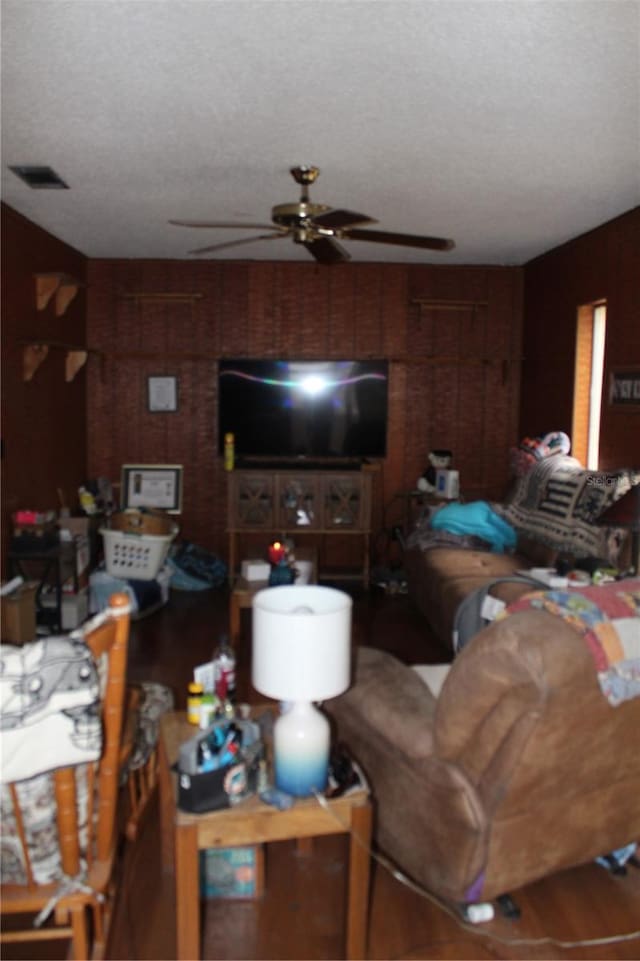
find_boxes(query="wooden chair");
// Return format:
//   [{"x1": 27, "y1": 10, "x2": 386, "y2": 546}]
[
  {"x1": 120, "y1": 680, "x2": 174, "y2": 842},
  {"x1": 0, "y1": 592, "x2": 131, "y2": 960}
]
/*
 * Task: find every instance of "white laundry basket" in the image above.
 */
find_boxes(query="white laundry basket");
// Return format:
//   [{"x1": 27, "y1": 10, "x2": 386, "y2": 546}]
[{"x1": 100, "y1": 526, "x2": 177, "y2": 581}]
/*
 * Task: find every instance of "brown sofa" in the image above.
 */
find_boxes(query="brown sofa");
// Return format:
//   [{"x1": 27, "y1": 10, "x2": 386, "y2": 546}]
[
  {"x1": 404, "y1": 536, "x2": 549, "y2": 650},
  {"x1": 404, "y1": 455, "x2": 638, "y2": 650},
  {"x1": 327, "y1": 605, "x2": 640, "y2": 904}
]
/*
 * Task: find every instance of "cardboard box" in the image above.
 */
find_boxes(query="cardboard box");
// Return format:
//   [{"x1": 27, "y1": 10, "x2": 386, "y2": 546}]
[
  {"x1": 200, "y1": 846, "x2": 264, "y2": 899},
  {"x1": 59, "y1": 516, "x2": 90, "y2": 538},
  {"x1": 1, "y1": 583, "x2": 38, "y2": 644}
]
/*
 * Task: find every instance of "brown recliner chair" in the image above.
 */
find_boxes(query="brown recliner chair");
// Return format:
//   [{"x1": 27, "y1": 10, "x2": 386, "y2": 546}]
[{"x1": 327, "y1": 609, "x2": 640, "y2": 905}]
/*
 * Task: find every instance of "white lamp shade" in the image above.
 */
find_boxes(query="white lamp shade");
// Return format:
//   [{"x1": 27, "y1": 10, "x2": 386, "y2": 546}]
[{"x1": 252, "y1": 585, "x2": 352, "y2": 702}]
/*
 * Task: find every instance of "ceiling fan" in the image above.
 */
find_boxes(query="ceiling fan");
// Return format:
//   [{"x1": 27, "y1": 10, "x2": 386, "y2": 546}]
[{"x1": 169, "y1": 165, "x2": 455, "y2": 264}]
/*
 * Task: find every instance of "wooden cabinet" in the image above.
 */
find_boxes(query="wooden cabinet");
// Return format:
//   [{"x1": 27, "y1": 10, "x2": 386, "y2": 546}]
[
  {"x1": 227, "y1": 469, "x2": 374, "y2": 584},
  {"x1": 231, "y1": 472, "x2": 276, "y2": 529}
]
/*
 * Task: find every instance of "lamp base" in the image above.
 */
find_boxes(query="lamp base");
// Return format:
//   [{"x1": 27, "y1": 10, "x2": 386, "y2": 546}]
[
  {"x1": 268, "y1": 561, "x2": 296, "y2": 586},
  {"x1": 273, "y1": 701, "x2": 329, "y2": 797}
]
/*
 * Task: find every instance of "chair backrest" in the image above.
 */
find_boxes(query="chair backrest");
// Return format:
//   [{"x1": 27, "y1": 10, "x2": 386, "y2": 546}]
[{"x1": 0, "y1": 593, "x2": 130, "y2": 928}]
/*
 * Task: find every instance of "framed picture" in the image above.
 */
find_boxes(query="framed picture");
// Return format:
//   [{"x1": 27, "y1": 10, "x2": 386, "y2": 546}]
[
  {"x1": 148, "y1": 376, "x2": 178, "y2": 412},
  {"x1": 608, "y1": 367, "x2": 640, "y2": 410},
  {"x1": 121, "y1": 464, "x2": 183, "y2": 513}
]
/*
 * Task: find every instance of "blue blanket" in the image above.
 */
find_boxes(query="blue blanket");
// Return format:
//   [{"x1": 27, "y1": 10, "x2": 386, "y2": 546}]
[{"x1": 430, "y1": 501, "x2": 517, "y2": 553}]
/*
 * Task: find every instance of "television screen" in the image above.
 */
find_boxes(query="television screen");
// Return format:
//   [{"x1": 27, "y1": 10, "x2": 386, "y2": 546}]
[{"x1": 218, "y1": 359, "x2": 388, "y2": 461}]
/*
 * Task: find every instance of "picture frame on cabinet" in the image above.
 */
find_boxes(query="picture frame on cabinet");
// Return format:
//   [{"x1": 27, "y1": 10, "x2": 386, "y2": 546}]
[
  {"x1": 148, "y1": 375, "x2": 178, "y2": 412},
  {"x1": 121, "y1": 464, "x2": 183, "y2": 513}
]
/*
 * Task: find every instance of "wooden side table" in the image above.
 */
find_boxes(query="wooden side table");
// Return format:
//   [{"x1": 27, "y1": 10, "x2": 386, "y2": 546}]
[
  {"x1": 228, "y1": 545, "x2": 318, "y2": 648},
  {"x1": 158, "y1": 710, "x2": 372, "y2": 960}
]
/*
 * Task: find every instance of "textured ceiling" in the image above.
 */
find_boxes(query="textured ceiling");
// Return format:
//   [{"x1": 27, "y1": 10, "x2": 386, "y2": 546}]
[{"x1": 2, "y1": 0, "x2": 639, "y2": 265}]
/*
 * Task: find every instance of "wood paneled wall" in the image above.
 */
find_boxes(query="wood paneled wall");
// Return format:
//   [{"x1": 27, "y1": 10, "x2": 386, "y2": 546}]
[
  {"x1": 5, "y1": 203, "x2": 637, "y2": 578},
  {"x1": 86, "y1": 259, "x2": 523, "y2": 565},
  {"x1": 521, "y1": 206, "x2": 640, "y2": 470},
  {"x1": 1, "y1": 205, "x2": 88, "y2": 575}
]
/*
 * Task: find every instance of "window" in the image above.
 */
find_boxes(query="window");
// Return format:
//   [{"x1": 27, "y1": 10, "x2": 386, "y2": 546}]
[{"x1": 572, "y1": 302, "x2": 606, "y2": 469}]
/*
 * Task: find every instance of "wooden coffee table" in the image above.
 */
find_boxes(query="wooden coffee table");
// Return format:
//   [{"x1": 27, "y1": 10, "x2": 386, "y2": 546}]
[
  {"x1": 229, "y1": 545, "x2": 318, "y2": 648},
  {"x1": 158, "y1": 710, "x2": 372, "y2": 960}
]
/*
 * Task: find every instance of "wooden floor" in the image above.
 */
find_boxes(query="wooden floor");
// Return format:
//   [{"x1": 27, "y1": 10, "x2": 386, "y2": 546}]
[
  {"x1": 110, "y1": 584, "x2": 640, "y2": 961},
  {"x1": 6, "y1": 584, "x2": 640, "y2": 960}
]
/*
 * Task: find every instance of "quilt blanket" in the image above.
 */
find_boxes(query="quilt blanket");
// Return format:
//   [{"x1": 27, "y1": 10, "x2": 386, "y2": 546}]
[{"x1": 502, "y1": 578, "x2": 640, "y2": 706}]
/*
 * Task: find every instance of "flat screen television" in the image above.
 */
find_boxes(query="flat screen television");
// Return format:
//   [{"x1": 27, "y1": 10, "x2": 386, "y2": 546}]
[{"x1": 218, "y1": 359, "x2": 388, "y2": 461}]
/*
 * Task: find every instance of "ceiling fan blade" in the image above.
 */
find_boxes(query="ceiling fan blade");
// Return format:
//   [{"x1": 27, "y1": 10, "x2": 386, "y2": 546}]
[
  {"x1": 303, "y1": 236, "x2": 351, "y2": 264},
  {"x1": 311, "y1": 209, "x2": 377, "y2": 230},
  {"x1": 342, "y1": 228, "x2": 455, "y2": 252},
  {"x1": 170, "y1": 219, "x2": 279, "y2": 230},
  {"x1": 189, "y1": 232, "x2": 287, "y2": 255}
]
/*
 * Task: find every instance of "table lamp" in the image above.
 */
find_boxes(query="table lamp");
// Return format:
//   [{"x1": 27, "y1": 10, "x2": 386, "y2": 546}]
[{"x1": 252, "y1": 585, "x2": 352, "y2": 797}]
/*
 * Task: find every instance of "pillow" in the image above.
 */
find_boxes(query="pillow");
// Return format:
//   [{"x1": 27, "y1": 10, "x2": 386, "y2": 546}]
[
  {"x1": 0, "y1": 765, "x2": 92, "y2": 885},
  {"x1": 498, "y1": 456, "x2": 640, "y2": 561}
]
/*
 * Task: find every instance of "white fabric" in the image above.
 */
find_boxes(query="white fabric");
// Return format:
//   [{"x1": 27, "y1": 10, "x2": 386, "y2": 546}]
[
  {"x1": 0, "y1": 636, "x2": 101, "y2": 783},
  {"x1": 412, "y1": 663, "x2": 452, "y2": 699}
]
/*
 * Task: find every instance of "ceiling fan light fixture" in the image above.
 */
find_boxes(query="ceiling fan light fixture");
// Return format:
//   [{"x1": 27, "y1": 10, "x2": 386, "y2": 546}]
[
  {"x1": 271, "y1": 201, "x2": 331, "y2": 227},
  {"x1": 170, "y1": 164, "x2": 455, "y2": 262}
]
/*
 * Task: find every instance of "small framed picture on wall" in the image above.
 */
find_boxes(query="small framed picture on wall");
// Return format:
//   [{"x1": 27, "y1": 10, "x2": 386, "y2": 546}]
[{"x1": 148, "y1": 375, "x2": 178, "y2": 412}]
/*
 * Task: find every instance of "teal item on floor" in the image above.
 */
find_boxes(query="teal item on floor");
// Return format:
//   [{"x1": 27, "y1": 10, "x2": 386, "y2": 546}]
[{"x1": 430, "y1": 500, "x2": 517, "y2": 553}]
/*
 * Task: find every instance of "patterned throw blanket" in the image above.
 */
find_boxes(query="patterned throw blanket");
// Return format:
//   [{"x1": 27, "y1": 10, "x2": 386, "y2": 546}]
[
  {"x1": 0, "y1": 636, "x2": 103, "y2": 783},
  {"x1": 501, "y1": 578, "x2": 640, "y2": 705}
]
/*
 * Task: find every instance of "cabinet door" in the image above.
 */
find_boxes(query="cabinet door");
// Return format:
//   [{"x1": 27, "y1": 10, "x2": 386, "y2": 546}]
[
  {"x1": 229, "y1": 472, "x2": 274, "y2": 529},
  {"x1": 276, "y1": 473, "x2": 321, "y2": 530},
  {"x1": 322, "y1": 474, "x2": 365, "y2": 530}
]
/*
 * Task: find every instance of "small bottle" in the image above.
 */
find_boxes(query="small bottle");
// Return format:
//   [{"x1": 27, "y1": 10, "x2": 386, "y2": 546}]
[
  {"x1": 199, "y1": 692, "x2": 218, "y2": 729},
  {"x1": 187, "y1": 681, "x2": 204, "y2": 725},
  {"x1": 213, "y1": 634, "x2": 236, "y2": 705},
  {"x1": 79, "y1": 486, "x2": 97, "y2": 515},
  {"x1": 224, "y1": 432, "x2": 235, "y2": 472}
]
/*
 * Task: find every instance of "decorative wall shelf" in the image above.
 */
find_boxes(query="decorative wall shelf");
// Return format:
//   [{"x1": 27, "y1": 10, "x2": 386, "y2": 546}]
[
  {"x1": 118, "y1": 292, "x2": 203, "y2": 304},
  {"x1": 20, "y1": 340, "x2": 98, "y2": 383},
  {"x1": 397, "y1": 355, "x2": 502, "y2": 365},
  {"x1": 410, "y1": 298, "x2": 489, "y2": 309},
  {"x1": 35, "y1": 273, "x2": 82, "y2": 316}
]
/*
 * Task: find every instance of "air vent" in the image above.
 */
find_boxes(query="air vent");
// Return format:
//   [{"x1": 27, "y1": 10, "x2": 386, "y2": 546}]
[{"x1": 9, "y1": 165, "x2": 69, "y2": 189}]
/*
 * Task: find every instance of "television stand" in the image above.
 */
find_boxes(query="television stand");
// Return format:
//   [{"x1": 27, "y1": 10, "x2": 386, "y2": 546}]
[{"x1": 227, "y1": 466, "x2": 374, "y2": 585}]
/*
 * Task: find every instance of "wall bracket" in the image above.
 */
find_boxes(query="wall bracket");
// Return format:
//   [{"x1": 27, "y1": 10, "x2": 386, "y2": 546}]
[{"x1": 35, "y1": 273, "x2": 82, "y2": 316}]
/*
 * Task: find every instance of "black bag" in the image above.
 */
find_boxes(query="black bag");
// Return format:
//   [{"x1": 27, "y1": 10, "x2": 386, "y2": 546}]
[{"x1": 176, "y1": 718, "x2": 262, "y2": 814}]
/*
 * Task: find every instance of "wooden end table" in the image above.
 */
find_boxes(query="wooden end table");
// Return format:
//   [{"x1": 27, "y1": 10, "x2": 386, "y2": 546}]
[
  {"x1": 229, "y1": 545, "x2": 319, "y2": 648},
  {"x1": 158, "y1": 710, "x2": 372, "y2": 960}
]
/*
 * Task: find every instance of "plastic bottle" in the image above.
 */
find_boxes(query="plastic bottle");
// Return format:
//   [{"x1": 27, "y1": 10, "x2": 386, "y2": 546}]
[
  {"x1": 199, "y1": 692, "x2": 218, "y2": 729},
  {"x1": 187, "y1": 681, "x2": 204, "y2": 725},
  {"x1": 78, "y1": 486, "x2": 97, "y2": 515},
  {"x1": 224, "y1": 432, "x2": 235, "y2": 471},
  {"x1": 213, "y1": 634, "x2": 236, "y2": 704}
]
